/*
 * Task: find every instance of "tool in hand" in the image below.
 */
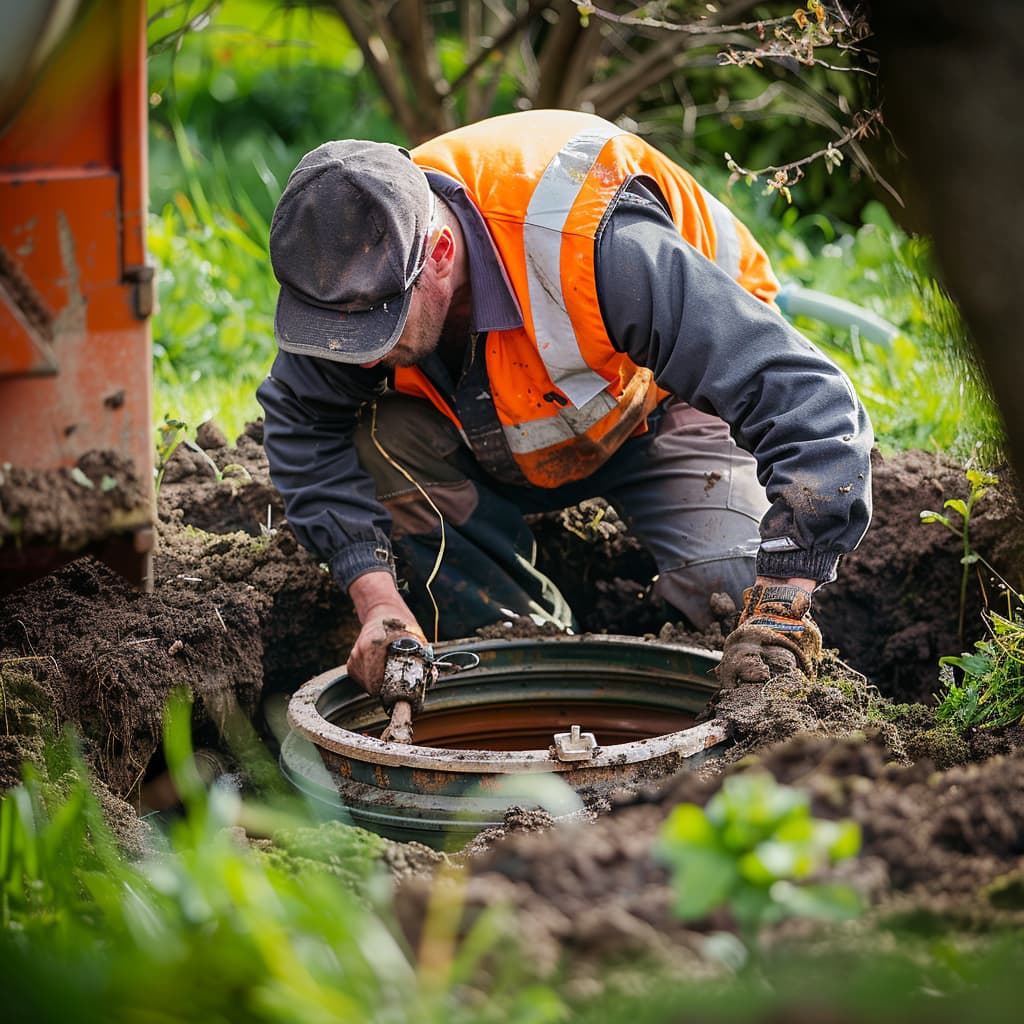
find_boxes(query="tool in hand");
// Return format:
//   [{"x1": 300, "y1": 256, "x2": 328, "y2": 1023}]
[{"x1": 379, "y1": 637, "x2": 479, "y2": 744}]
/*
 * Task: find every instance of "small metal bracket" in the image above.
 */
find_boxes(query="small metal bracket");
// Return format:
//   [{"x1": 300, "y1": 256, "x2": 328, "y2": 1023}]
[
  {"x1": 553, "y1": 724, "x2": 599, "y2": 762},
  {"x1": 124, "y1": 264, "x2": 155, "y2": 319}
]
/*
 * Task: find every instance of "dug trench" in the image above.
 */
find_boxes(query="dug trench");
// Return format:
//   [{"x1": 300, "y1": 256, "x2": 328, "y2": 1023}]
[{"x1": 2, "y1": 425, "x2": 1024, "y2": 975}]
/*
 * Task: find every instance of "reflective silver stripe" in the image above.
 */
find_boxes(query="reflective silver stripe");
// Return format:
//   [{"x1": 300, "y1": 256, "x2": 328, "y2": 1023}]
[
  {"x1": 524, "y1": 121, "x2": 623, "y2": 409},
  {"x1": 501, "y1": 390, "x2": 619, "y2": 454},
  {"x1": 698, "y1": 184, "x2": 741, "y2": 280},
  {"x1": 759, "y1": 537, "x2": 801, "y2": 553}
]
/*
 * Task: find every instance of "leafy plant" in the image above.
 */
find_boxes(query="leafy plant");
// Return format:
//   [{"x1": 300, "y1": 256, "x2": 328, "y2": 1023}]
[
  {"x1": 154, "y1": 414, "x2": 223, "y2": 495},
  {"x1": 937, "y1": 610, "x2": 1024, "y2": 731},
  {"x1": 654, "y1": 772, "x2": 862, "y2": 942},
  {"x1": 920, "y1": 465, "x2": 1001, "y2": 648}
]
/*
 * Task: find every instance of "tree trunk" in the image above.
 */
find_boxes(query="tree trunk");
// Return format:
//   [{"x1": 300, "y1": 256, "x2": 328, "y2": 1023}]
[{"x1": 871, "y1": 1, "x2": 1024, "y2": 483}]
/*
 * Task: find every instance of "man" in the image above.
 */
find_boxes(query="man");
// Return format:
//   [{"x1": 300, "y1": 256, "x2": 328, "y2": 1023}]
[{"x1": 257, "y1": 110, "x2": 872, "y2": 696}]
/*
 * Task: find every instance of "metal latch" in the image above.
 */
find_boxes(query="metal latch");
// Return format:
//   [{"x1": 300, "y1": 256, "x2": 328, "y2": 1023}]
[
  {"x1": 124, "y1": 264, "x2": 155, "y2": 319},
  {"x1": 553, "y1": 724, "x2": 599, "y2": 762}
]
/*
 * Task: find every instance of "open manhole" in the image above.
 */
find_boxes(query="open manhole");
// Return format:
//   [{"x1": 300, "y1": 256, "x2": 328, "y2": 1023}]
[{"x1": 281, "y1": 635, "x2": 730, "y2": 849}]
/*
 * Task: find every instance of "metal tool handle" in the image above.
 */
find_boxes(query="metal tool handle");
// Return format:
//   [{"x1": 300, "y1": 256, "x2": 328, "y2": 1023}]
[{"x1": 379, "y1": 640, "x2": 480, "y2": 745}]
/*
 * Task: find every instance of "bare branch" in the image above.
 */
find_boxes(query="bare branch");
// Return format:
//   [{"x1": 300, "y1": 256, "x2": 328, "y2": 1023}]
[
  {"x1": 569, "y1": 0, "x2": 783, "y2": 35},
  {"x1": 724, "y1": 109, "x2": 901, "y2": 206},
  {"x1": 326, "y1": 0, "x2": 419, "y2": 139},
  {"x1": 387, "y1": 0, "x2": 454, "y2": 137},
  {"x1": 450, "y1": 0, "x2": 551, "y2": 97},
  {"x1": 582, "y1": 30, "x2": 746, "y2": 120}
]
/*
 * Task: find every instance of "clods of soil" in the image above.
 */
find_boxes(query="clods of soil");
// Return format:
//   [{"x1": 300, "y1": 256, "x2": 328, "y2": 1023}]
[{"x1": 396, "y1": 730, "x2": 1024, "y2": 989}]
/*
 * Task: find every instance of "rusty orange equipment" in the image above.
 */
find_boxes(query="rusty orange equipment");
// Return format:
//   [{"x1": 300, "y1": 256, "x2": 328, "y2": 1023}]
[{"x1": 0, "y1": 0, "x2": 154, "y2": 593}]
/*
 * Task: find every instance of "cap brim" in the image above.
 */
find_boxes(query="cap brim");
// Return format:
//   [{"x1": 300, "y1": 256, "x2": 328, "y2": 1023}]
[{"x1": 274, "y1": 283, "x2": 413, "y2": 364}]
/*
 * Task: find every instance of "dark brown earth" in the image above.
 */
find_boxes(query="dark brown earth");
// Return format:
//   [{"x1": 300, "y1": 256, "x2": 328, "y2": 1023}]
[{"x1": 1, "y1": 426, "x2": 1023, "y2": 979}]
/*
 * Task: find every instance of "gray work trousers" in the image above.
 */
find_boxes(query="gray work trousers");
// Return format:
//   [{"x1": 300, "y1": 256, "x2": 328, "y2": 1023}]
[{"x1": 354, "y1": 394, "x2": 769, "y2": 637}]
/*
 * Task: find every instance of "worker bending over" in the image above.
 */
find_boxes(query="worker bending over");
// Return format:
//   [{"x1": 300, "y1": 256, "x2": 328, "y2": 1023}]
[{"x1": 257, "y1": 110, "x2": 872, "y2": 695}]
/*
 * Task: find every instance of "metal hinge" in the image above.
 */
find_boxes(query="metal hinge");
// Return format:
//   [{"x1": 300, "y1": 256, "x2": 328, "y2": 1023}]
[{"x1": 124, "y1": 264, "x2": 155, "y2": 319}]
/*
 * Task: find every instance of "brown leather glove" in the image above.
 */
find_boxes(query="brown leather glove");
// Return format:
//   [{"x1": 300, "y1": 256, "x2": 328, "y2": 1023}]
[{"x1": 717, "y1": 583, "x2": 823, "y2": 688}]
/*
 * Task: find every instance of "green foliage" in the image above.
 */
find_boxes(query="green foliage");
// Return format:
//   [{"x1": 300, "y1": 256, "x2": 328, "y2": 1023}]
[
  {"x1": 154, "y1": 414, "x2": 223, "y2": 495},
  {"x1": 937, "y1": 611, "x2": 1024, "y2": 732},
  {"x1": 655, "y1": 772, "x2": 862, "y2": 937},
  {"x1": 747, "y1": 197, "x2": 1002, "y2": 462},
  {"x1": 925, "y1": 465, "x2": 1024, "y2": 732},
  {"x1": 573, "y1": 931, "x2": 1024, "y2": 1024},
  {"x1": 148, "y1": 125, "x2": 277, "y2": 438},
  {"x1": 148, "y1": 0, "x2": 399, "y2": 222},
  {"x1": 921, "y1": 466, "x2": 1001, "y2": 646}
]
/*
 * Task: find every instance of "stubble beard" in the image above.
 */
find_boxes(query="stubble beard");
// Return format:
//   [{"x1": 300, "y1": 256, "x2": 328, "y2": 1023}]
[{"x1": 381, "y1": 278, "x2": 450, "y2": 369}]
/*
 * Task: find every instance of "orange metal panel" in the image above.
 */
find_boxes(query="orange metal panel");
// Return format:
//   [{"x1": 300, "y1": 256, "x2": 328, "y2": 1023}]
[{"x1": 0, "y1": 0, "x2": 153, "y2": 591}]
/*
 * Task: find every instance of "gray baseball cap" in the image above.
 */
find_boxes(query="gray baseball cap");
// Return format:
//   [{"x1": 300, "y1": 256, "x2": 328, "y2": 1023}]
[{"x1": 269, "y1": 139, "x2": 434, "y2": 364}]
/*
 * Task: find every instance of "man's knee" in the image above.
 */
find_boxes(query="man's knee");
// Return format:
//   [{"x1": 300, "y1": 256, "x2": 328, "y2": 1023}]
[{"x1": 654, "y1": 555, "x2": 755, "y2": 631}]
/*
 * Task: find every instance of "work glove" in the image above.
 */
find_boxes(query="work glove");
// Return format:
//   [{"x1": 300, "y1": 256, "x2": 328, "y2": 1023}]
[{"x1": 717, "y1": 583, "x2": 823, "y2": 689}]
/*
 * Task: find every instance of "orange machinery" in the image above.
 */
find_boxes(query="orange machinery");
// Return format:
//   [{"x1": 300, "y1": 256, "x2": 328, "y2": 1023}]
[{"x1": 0, "y1": 0, "x2": 154, "y2": 593}]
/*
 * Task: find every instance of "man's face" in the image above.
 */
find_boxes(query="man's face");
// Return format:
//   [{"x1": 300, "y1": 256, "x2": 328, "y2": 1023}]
[{"x1": 362, "y1": 272, "x2": 450, "y2": 370}]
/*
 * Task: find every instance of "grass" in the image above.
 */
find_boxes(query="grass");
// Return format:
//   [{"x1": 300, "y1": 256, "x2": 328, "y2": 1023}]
[
  {"x1": 937, "y1": 609, "x2": 1024, "y2": 732},
  {"x1": 148, "y1": 0, "x2": 400, "y2": 443}
]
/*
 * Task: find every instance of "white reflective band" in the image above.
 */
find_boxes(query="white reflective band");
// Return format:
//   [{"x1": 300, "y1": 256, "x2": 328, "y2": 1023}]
[
  {"x1": 524, "y1": 121, "x2": 624, "y2": 409},
  {"x1": 500, "y1": 390, "x2": 619, "y2": 454},
  {"x1": 698, "y1": 185, "x2": 741, "y2": 280},
  {"x1": 759, "y1": 537, "x2": 801, "y2": 553}
]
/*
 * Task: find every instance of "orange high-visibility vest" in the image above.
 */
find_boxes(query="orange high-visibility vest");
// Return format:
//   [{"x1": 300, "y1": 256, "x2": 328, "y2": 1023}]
[{"x1": 401, "y1": 110, "x2": 779, "y2": 488}]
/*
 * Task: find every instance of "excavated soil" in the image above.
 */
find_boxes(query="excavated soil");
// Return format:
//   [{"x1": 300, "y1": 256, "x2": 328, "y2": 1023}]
[{"x1": 2, "y1": 425, "x2": 1023, "y2": 980}]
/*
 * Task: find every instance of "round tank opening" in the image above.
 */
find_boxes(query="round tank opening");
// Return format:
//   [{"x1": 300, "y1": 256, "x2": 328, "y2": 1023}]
[
  {"x1": 335, "y1": 700, "x2": 697, "y2": 751},
  {"x1": 312, "y1": 636, "x2": 717, "y2": 753}
]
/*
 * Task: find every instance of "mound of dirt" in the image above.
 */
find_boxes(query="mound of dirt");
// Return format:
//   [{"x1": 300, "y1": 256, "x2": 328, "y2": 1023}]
[
  {"x1": 815, "y1": 449, "x2": 1024, "y2": 702},
  {"x1": 0, "y1": 450, "x2": 149, "y2": 551},
  {"x1": 392, "y1": 729, "x2": 1024, "y2": 989},
  {"x1": 0, "y1": 421, "x2": 357, "y2": 832}
]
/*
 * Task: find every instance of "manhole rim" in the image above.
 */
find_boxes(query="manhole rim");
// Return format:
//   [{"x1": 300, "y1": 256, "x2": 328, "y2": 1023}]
[{"x1": 286, "y1": 634, "x2": 726, "y2": 774}]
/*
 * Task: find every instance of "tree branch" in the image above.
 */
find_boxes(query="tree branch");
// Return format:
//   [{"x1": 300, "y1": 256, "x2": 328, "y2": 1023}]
[
  {"x1": 450, "y1": 0, "x2": 551, "y2": 97},
  {"x1": 326, "y1": 0, "x2": 419, "y2": 140}
]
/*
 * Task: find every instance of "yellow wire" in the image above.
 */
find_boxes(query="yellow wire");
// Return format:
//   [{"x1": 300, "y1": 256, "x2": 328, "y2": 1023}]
[{"x1": 369, "y1": 401, "x2": 444, "y2": 643}]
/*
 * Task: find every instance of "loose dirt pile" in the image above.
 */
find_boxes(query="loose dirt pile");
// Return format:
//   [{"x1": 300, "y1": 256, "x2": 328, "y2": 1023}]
[
  {"x1": 2, "y1": 426, "x2": 1023, "y2": 981},
  {"x1": 399, "y1": 729, "x2": 1024, "y2": 989}
]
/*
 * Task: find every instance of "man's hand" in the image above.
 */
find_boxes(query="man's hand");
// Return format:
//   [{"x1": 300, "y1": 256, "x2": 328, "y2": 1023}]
[
  {"x1": 346, "y1": 572, "x2": 427, "y2": 696},
  {"x1": 717, "y1": 577, "x2": 823, "y2": 689}
]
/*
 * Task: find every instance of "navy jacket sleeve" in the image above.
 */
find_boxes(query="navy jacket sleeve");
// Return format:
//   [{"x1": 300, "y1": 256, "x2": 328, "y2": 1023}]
[
  {"x1": 596, "y1": 187, "x2": 873, "y2": 583},
  {"x1": 256, "y1": 352, "x2": 396, "y2": 589}
]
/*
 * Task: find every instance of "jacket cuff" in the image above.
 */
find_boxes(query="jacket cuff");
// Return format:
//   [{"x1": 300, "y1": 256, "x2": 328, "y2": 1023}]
[
  {"x1": 330, "y1": 540, "x2": 395, "y2": 591},
  {"x1": 755, "y1": 546, "x2": 841, "y2": 585}
]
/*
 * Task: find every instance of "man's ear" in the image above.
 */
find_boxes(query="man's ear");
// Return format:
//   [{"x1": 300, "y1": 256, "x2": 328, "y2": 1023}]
[{"x1": 429, "y1": 226, "x2": 456, "y2": 270}]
